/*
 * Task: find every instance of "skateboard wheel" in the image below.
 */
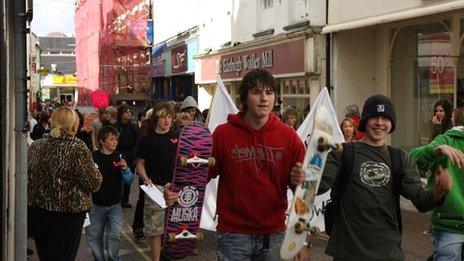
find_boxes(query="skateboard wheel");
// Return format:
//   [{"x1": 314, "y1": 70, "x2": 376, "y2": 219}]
[
  {"x1": 168, "y1": 233, "x2": 176, "y2": 243},
  {"x1": 208, "y1": 157, "x2": 215, "y2": 166},
  {"x1": 310, "y1": 226, "x2": 321, "y2": 235},
  {"x1": 179, "y1": 157, "x2": 188, "y2": 167},
  {"x1": 294, "y1": 220, "x2": 306, "y2": 234},
  {"x1": 334, "y1": 143, "x2": 343, "y2": 153},
  {"x1": 317, "y1": 136, "x2": 329, "y2": 152},
  {"x1": 196, "y1": 232, "x2": 204, "y2": 241}
]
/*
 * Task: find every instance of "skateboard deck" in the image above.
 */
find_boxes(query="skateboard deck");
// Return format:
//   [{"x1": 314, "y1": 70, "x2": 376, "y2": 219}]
[
  {"x1": 163, "y1": 122, "x2": 214, "y2": 258},
  {"x1": 280, "y1": 106, "x2": 341, "y2": 259}
]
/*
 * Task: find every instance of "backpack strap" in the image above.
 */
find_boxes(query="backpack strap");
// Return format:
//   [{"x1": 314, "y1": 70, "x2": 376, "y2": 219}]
[
  {"x1": 330, "y1": 142, "x2": 355, "y2": 202},
  {"x1": 387, "y1": 145, "x2": 404, "y2": 234}
]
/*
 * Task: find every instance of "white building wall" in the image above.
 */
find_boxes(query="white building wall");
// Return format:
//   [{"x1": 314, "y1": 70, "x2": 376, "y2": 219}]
[
  {"x1": 333, "y1": 29, "x2": 379, "y2": 120},
  {"x1": 230, "y1": 0, "x2": 325, "y2": 44},
  {"x1": 198, "y1": 0, "x2": 233, "y2": 52},
  {"x1": 152, "y1": 0, "x2": 200, "y2": 45},
  {"x1": 230, "y1": 0, "x2": 257, "y2": 44},
  {"x1": 327, "y1": 0, "x2": 457, "y2": 25}
]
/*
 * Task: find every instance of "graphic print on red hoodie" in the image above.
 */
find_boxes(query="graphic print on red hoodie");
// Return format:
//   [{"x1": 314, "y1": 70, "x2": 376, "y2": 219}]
[{"x1": 209, "y1": 113, "x2": 305, "y2": 234}]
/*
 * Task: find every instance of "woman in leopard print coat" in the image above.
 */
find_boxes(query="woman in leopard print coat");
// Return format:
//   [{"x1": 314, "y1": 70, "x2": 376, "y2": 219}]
[{"x1": 28, "y1": 106, "x2": 102, "y2": 261}]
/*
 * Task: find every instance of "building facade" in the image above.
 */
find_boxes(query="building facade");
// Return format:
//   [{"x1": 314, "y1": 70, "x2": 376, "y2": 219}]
[
  {"x1": 151, "y1": 0, "x2": 328, "y2": 122},
  {"x1": 150, "y1": 0, "x2": 200, "y2": 102},
  {"x1": 75, "y1": 0, "x2": 153, "y2": 109},
  {"x1": 195, "y1": 0, "x2": 327, "y2": 121},
  {"x1": 324, "y1": 0, "x2": 464, "y2": 150},
  {"x1": 37, "y1": 32, "x2": 77, "y2": 105}
]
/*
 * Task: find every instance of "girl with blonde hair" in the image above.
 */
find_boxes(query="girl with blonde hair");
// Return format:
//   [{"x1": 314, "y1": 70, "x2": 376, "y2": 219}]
[
  {"x1": 28, "y1": 106, "x2": 102, "y2": 261},
  {"x1": 340, "y1": 117, "x2": 358, "y2": 142}
]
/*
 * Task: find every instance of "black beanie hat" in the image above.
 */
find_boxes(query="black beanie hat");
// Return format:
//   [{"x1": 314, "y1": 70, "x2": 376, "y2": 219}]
[{"x1": 358, "y1": 94, "x2": 396, "y2": 133}]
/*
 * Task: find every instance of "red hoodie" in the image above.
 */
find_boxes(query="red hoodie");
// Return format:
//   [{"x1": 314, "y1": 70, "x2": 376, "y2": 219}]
[{"x1": 209, "y1": 113, "x2": 305, "y2": 234}]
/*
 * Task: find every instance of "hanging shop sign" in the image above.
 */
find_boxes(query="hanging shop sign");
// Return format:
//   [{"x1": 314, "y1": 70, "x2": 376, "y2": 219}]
[{"x1": 171, "y1": 44, "x2": 188, "y2": 74}]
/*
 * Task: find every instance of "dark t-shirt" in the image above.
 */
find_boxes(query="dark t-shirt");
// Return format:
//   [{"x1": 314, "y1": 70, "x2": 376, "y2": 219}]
[
  {"x1": 136, "y1": 130, "x2": 178, "y2": 186},
  {"x1": 92, "y1": 150, "x2": 123, "y2": 206},
  {"x1": 321, "y1": 142, "x2": 436, "y2": 260}
]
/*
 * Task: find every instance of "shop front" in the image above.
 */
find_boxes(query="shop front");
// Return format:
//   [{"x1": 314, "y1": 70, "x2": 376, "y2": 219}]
[
  {"x1": 152, "y1": 38, "x2": 198, "y2": 102},
  {"x1": 41, "y1": 74, "x2": 78, "y2": 105},
  {"x1": 197, "y1": 34, "x2": 324, "y2": 125},
  {"x1": 326, "y1": 7, "x2": 464, "y2": 150}
]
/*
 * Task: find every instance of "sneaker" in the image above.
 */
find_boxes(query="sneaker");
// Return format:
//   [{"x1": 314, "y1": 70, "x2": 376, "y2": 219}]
[{"x1": 133, "y1": 229, "x2": 146, "y2": 243}]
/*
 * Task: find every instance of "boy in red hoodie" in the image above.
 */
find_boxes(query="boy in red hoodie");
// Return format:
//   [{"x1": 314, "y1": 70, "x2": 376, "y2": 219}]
[{"x1": 165, "y1": 69, "x2": 306, "y2": 260}]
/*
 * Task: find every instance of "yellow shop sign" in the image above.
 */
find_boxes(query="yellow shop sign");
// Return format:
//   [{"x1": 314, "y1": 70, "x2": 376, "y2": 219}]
[{"x1": 52, "y1": 75, "x2": 77, "y2": 84}]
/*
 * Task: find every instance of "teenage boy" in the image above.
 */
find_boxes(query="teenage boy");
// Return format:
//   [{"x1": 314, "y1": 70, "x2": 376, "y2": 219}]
[
  {"x1": 115, "y1": 104, "x2": 139, "y2": 209},
  {"x1": 165, "y1": 69, "x2": 306, "y2": 260},
  {"x1": 86, "y1": 126, "x2": 134, "y2": 261},
  {"x1": 319, "y1": 94, "x2": 452, "y2": 260},
  {"x1": 136, "y1": 102, "x2": 178, "y2": 261}
]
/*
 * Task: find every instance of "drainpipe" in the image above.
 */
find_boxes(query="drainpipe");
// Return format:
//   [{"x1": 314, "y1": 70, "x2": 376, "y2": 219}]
[
  {"x1": 13, "y1": 0, "x2": 28, "y2": 260},
  {"x1": 0, "y1": 0, "x2": 6, "y2": 259},
  {"x1": 325, "y1": 0, "x2": 331, "y2": 95}
]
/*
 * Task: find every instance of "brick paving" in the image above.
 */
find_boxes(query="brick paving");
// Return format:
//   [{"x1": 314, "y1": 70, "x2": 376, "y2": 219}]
[{"x1": 28, "y1": 179, "x2": 434, "y2": 260}]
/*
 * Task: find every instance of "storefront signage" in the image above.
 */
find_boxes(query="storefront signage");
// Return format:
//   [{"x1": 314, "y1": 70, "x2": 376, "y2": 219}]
[
  {"x1": 172, "y1": 44, "x2": 187, "y2": 74},
  {"x1": 151, "y1": 42, "x2": 166, "y2": 77},
  {"x1": 212, "y1": 39, "x2": 305, "y2": 80},
  {"x1": 429, "y1": 56, "x2": 454, "y2": 94},
  {"x1": 52, "y1": 74, "x2": 77, "y2": 85},
  {"x1": 220, "y1": 51, "x2": 273, "y2": 75}
]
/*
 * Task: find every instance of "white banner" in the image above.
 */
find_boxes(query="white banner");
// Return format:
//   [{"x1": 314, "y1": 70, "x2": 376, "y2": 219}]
[{"x1": 200, "y1": 76, "x2": 239, "y2": 231}]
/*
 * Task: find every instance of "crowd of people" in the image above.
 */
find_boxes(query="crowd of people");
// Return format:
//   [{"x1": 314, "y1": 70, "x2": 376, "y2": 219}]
[{"x1": 26, "y1": 68, "x2": 464, "y2": 261}]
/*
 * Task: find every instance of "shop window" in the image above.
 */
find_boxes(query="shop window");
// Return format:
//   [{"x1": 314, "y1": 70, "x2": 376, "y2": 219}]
[
  {"x1": 263, "y1": 0, "x2": 273, "y2": 9},
  {"x1": 391, "y1": 22, "x2": 452, "y2": 150},
  {"x1": 280, "y1": 78, "x2": 310, "y2": 129}
]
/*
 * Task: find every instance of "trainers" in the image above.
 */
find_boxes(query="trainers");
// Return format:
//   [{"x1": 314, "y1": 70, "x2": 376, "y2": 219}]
[{"x1": 134, "y1": 229, "x2": 146, "y2": 243}]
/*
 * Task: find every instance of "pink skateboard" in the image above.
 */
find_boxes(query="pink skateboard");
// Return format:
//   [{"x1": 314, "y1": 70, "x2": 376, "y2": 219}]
[{"x1": 162, "y1": 122, "x2": 214, "y2": 258}]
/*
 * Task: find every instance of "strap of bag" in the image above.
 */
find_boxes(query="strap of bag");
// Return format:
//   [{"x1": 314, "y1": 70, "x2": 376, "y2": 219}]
[
  {"x1": 388, "y1": 145, "x2": 404, "y2": 233},
  {"x1": 330, "y1": 142, "x2": 354, "y2": 202}
]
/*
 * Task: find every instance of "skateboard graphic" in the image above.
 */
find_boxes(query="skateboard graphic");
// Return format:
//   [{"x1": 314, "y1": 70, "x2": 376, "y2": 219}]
[
  {"x1": 280, "y1": 106, "x2": 342, "y2": 259},
  {"x1": 163, "y1": 122, "x2": 214, "y2": 258}
]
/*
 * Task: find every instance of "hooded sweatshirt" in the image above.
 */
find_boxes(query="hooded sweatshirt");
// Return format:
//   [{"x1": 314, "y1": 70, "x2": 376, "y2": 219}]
[
  {"x1": 209, "y1": 113, "x2": 305, "y2": 234},
  {"x1": 180, "y1": 96, "x2": 204, "y2": 122},
  {"x1": 410, "y1": 128, "x2": 464, "y2": 234}
]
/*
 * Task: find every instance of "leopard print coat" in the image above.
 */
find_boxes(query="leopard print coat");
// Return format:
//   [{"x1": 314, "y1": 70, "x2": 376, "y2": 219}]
[{"x1": 28, "y1": 135, "x2": 102, "y2": 213}]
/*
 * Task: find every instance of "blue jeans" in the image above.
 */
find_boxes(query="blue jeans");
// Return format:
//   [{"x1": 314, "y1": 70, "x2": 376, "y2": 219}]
[
  {"x1": 216, "y1": 232, "x2": 284, "y2": 261},
  {"x1": 85, "y1": 203, "x2": 124, "y2": 261},
  {"x1": 432, "y1": 228, "x2": 464, "y2": 261}
]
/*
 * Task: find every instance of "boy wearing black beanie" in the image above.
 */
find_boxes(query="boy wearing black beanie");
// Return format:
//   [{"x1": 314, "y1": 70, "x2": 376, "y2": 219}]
[{"x1": 318, "y1": 94, "x2": 451, "y2": 260}]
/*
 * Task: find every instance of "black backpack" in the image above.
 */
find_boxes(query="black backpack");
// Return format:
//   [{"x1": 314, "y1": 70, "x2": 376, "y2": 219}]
[{"x1": 323, "y1": 142, "x2": 403, "y2": 236}]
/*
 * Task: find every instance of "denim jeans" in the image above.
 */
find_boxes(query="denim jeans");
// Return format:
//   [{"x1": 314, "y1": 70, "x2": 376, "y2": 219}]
[
  {"x1": 432, "y1": 228, "x2": 464, "y2": 261},
  {"x1": 86, "y1": 203, "x2": 124, "y2": 261},
  {"x1": 216, "y1": 232, "x2": 284, "y2": 261}
]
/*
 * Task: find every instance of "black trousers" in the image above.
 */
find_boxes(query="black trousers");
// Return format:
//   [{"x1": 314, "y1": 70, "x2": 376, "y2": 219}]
[
  {"x1": 29, "y1": 206, "x2": 85, "y2": 261},
  {"x1": 121, "y1": 154, "x2": 135, "y2": 204},
  {"x1": 132, "y1": 177, "x2": 145, "y2": 230}
]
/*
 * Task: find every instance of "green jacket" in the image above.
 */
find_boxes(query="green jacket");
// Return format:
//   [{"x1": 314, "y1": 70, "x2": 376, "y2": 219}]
[{"x1": 410, "y1": 129, "x2": 464, "y2": 234}]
